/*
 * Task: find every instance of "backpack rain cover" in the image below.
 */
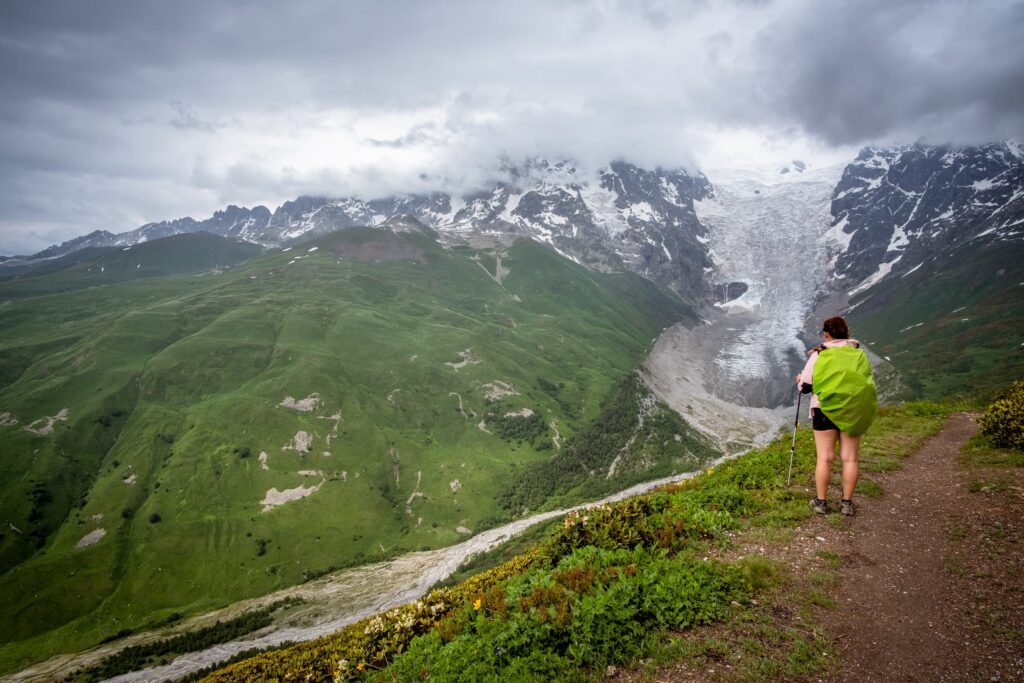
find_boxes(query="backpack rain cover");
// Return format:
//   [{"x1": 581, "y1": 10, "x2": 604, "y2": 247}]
[{"x1": 814, "y1": 346, "x2": 878, "y2": 436}]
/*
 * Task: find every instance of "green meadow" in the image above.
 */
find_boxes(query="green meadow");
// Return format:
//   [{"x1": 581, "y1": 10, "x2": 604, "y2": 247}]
[
  {"x1": 0, "y1": 229, "x2": 713, "y2": 672},
  {"x1": 848, "y1": 240, "x2": 1024, "y2": 399}
]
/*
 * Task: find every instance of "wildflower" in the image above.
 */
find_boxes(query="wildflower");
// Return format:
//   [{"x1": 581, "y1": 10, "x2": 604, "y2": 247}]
[
  {"x1": 473, "y1": 597, "x2": 482, "y2": 610},
  {"x1": 357, "y1": 662, "x2": 365, "y2": 671}
]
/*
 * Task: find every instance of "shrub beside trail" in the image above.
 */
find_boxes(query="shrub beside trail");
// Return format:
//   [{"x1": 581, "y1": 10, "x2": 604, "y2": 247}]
[{"x1": 978, "y1": 380, "x2": 1024, "y2": 450}]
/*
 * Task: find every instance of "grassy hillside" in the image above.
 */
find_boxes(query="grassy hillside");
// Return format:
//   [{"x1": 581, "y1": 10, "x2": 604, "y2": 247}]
[
  {"x1": 0, "y1": 232, "x2": 264, "y2": 298},
  {"x1": 847, "y1": 240, "x2": 1024, "y2": 399},
  {"x1": 197, "y1": 400, "x2": 955, "y2": 683},
  {"x1": 0, "y1": 228, "x2": 712, "y2": 673}
]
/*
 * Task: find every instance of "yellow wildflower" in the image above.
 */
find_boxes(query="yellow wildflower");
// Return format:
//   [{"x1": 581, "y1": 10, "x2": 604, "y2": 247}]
[
  {"x1": 357, "y1": 662, "x2": 365, "y2": 671},
  {"x1": 473, "y1": 597, "x2": 482, "y2": 610}
]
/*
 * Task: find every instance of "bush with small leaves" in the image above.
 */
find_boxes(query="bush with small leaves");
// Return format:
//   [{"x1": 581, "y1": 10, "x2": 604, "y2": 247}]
[{"x1": 979, "y1": 381, "x2": 1024, "y2": 450}]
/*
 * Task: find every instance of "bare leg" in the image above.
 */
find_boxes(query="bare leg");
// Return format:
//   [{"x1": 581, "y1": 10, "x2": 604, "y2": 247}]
[
  {"x1": 839, "y1": 432, "x2": 861, "y2": 500},
  {"x1": 814, "y1": 429, "x2": 839, "y2": 500}
]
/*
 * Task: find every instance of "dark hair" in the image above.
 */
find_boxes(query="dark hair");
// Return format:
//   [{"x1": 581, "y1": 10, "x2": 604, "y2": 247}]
[{"x1": 822, "y1": 316, "x2": 850, "y2": 339}]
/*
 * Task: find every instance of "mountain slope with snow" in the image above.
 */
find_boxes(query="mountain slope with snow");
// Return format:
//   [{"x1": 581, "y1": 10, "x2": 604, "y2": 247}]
[
  {"x1": 826, "y1": 142, "x2": 1024, "y2": 293},
  {"x1": 7, "y1": 160, "x2": 713, "y2": 297},
  {"x1": 822, "y1": 142, "x2": 1024, "y2": 397}
]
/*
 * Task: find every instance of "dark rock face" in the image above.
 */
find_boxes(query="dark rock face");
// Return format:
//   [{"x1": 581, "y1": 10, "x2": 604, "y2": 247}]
[
  {"x1": 828, "y1": 142, "x2": 1024, "y2": 287},
  {"x1": 712, "y1": 281, "x2": 748, "y2": 304},
  {"x1": 600, "y1": 162, "x2": 713, "y2": 295},
  {"x1": 28, "y1": 229, "x2": 117, "y2": 260}
]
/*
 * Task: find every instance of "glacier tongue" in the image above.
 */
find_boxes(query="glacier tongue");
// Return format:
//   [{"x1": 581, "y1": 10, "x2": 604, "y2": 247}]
[
  {"x1": 645, "y1": 163, "x2": 844, "y2": 451},
  {"x1": 695, "y1": 164, "x2": 843, "y2": 401}
]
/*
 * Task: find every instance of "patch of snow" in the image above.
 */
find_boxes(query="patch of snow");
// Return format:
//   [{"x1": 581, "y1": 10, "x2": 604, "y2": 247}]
[
  {"x1": 886, "y1": 224, "x2": 910, "y2": 253},
  {"x1": 901, "y1": 262, "x2": 924, "y2": 278},
  {"x1": 849, "y1": 257, "x2": 901, "y2": 296},
  {"x1": 0, "y1": 412, "x2": 17, "y2": 427}
]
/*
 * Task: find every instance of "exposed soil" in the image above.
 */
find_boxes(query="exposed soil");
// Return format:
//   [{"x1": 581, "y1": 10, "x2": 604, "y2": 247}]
[
  {"x1": 827, "y1": 413, "x2": 1022, "y2": 683},
  {"x1": 279, "y1": 393, "x2": 321, "y2": 411},
  {"x1": 639, "y1": 412, "x2": 1024, "y2": 683},
  {"x1": 22, "y1": 408, "x2": 69, "y2": 436},
  {"x1": 327, "y1": 234, "x2": 426, "y2": 262},
  {"x1": 260, "y1": 480, "x2": 323, "y2": 512}
]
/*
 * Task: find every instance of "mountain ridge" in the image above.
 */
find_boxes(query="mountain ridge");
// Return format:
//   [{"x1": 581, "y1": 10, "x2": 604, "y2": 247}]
[{"x1": 5, "y1": 159, "x2": 714, "y2": 296}]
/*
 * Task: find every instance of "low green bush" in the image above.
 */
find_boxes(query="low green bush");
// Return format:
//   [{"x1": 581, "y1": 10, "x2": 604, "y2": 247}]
[
  {"x1": 979, "y1": 381, "x2": 1024, "y2": 450},
  {"x1": 374, "y1": 547, "x2": 748, "y2": 681}
]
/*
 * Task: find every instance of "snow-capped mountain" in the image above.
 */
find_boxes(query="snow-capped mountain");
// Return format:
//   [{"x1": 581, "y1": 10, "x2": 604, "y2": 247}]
[
  {"x1": 14, "y1": 143, "x2": 1024, "y2": 308},
  {"x1": 252, "y1": 159, "x2": 714, "y2": 294},
  {"x1": 11, "y1": 160, "x2": 713, "y2": 295},
  {"x1": 823, "y1": 142, "x2": 1024, "y2": 295}
]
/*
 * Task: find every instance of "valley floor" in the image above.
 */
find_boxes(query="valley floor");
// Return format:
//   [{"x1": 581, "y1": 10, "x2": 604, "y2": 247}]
[{"x1": 631, "y1": 413, "x2": 1024, "y2": 683}]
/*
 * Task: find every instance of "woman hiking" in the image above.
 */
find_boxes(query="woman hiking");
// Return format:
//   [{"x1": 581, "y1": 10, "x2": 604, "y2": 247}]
[{"x1": 795, "y1": 316, "x2": 878, "y2": 516}]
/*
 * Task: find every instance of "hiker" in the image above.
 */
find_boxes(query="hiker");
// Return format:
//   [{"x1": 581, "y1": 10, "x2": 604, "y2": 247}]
[{"x1": 795, "y1": 315, "x2": 877, "y2": 516}]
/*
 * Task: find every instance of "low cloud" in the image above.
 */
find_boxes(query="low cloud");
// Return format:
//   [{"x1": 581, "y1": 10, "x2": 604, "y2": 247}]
[{"x1": 1, "y1": 0, "x2": 1022, "y2": 253}]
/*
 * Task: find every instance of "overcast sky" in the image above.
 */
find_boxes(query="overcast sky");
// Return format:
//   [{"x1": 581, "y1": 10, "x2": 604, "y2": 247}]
[{"x1": 1, "y1": 0, "x2": 1022, "y2": 255}]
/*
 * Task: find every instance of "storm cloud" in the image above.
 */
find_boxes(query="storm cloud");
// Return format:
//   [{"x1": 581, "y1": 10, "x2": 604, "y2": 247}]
[{"x1": 1, "y1": 0, "x2": 1022, "y2": 254}]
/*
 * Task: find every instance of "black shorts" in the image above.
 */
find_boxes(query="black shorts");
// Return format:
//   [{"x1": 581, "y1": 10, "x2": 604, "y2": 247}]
[{"x1": 812, "y1": 408, "x2": 839, "y2": 432}]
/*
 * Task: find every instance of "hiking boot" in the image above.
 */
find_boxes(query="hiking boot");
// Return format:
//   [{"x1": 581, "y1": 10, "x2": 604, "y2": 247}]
[
  {"x1": 840, "y1": 499, "x2": 855, "y2": 516},
  {"x1": 809, "y1": 497, "x2": 829, "y2": 515}
]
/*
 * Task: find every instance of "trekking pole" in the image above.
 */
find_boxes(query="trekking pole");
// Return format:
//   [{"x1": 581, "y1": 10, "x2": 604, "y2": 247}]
[{"x1": 787, "y1": 391, "x2": 802, "y2": 487}]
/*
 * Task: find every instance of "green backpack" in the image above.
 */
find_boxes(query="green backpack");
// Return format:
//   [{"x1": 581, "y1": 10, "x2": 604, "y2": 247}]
[{"x1": 814, "y1": 346, "x2": 878, "y2": 436}]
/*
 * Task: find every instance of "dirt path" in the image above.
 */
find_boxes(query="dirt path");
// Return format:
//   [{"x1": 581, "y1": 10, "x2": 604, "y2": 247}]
[
  {"x1": 829, "y1": 412, "x2": 1019, "y2": 682},
  {"x1": 638, "y1": 411, "x2": 1022, "y2": 683}
]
